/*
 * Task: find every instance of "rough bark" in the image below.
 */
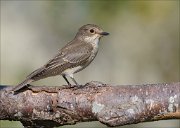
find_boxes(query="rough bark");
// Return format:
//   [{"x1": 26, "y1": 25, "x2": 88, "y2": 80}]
[{"x1": 0, "y1": 81, "x2": 179, "y2": 128}]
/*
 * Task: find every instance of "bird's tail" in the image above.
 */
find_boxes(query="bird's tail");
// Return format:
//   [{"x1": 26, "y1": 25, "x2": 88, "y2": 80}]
[
  {"x1": 12, "y1": 79, "x2": 34, "y2": 92},
  {"x1": 12, "y1": 67, "x2": 45, "y2": 93}
]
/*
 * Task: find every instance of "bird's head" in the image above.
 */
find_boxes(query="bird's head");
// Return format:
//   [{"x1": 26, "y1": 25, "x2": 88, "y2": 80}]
[{"x1": 75, "y1": 24, "x2": 109, "y2": 43}]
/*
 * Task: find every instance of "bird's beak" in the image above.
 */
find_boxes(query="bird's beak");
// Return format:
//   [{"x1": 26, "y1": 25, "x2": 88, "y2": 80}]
[{"x1": 100, "y1": 32, "x2": 109, "y2": 36}]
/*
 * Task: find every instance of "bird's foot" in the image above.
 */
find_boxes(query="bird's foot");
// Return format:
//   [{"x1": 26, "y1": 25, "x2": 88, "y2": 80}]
[
  {"x1": 62, "y1": 84, "x2": 85, "y2": 89},
  {"x1": 85, "y1": 81, "x2": 107, "y2": 87}
]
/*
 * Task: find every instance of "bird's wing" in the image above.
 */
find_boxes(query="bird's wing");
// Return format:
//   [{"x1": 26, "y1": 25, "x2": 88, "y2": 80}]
[
  {"x1": 25, "y1": 42, "x2": 93, "y2": 80},
  {"x1": 44, "y1": 42, "x2": 93, "y2": 70}
]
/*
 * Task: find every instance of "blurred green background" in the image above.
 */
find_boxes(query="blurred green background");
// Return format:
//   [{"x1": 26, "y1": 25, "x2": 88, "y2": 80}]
[{"x1": 0, "y1": 0, "x2": 179, "y2": 128}]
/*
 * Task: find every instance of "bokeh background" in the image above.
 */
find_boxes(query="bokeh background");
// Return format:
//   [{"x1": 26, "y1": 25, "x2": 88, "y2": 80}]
[{"x1": 1, "y1": 0, "x2": 179, "y2": 128}]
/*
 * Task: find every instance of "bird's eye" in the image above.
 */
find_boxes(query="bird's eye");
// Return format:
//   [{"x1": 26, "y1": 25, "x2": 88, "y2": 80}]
[{"x1": 89, "y1": 29, "x2": 95, "y2": 33}]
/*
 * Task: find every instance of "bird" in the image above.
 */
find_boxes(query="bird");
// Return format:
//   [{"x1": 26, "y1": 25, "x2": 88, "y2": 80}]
[{"x1": 12, "y1": 24, "x2": 109, "y2": 92}]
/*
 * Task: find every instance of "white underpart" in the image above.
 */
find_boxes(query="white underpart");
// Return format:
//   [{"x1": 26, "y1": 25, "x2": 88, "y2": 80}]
[
  {"x1": 62, "y1": 66, "x2": 82, "y2": 78},
  {"x1": 84, "y1": 34, "x2": 99, "y2": 45}
]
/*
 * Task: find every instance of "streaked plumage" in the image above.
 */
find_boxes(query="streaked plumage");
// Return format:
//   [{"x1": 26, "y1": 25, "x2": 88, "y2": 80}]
[{"x1": 12, "y1": 24, "x2": 109, "y2": 92}]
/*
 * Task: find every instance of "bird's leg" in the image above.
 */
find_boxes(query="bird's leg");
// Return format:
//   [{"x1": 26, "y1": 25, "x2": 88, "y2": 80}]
[
  {"x1": 70, "y1": 77, "x2": 79, "y2": 86},
  {"x1": 63, "y1": 74, "x2": 80, "y2": 88},
  {"x1": 62, "y1": 75, "x2": 71, "y2": 86},
  {"x1": 70, "y1": 76, "x2": 87, "y2": 89},
  {"x1": 68, "y1": 74, "x2": 79, "y2": 87}
]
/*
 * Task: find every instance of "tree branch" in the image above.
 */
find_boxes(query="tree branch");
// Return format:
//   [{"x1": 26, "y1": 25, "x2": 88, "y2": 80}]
[{"x1": 0, "y1": 82, "x2": 179, "y2": 128}]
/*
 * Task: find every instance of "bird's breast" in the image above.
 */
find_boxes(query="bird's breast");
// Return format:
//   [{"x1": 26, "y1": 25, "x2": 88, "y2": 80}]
[
  {"x1": 83, "y1": 43, "x2": 99, "y2": 69},
  {"x1": 89, "y1": 40, "x2": 99, "y2": 60}
]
